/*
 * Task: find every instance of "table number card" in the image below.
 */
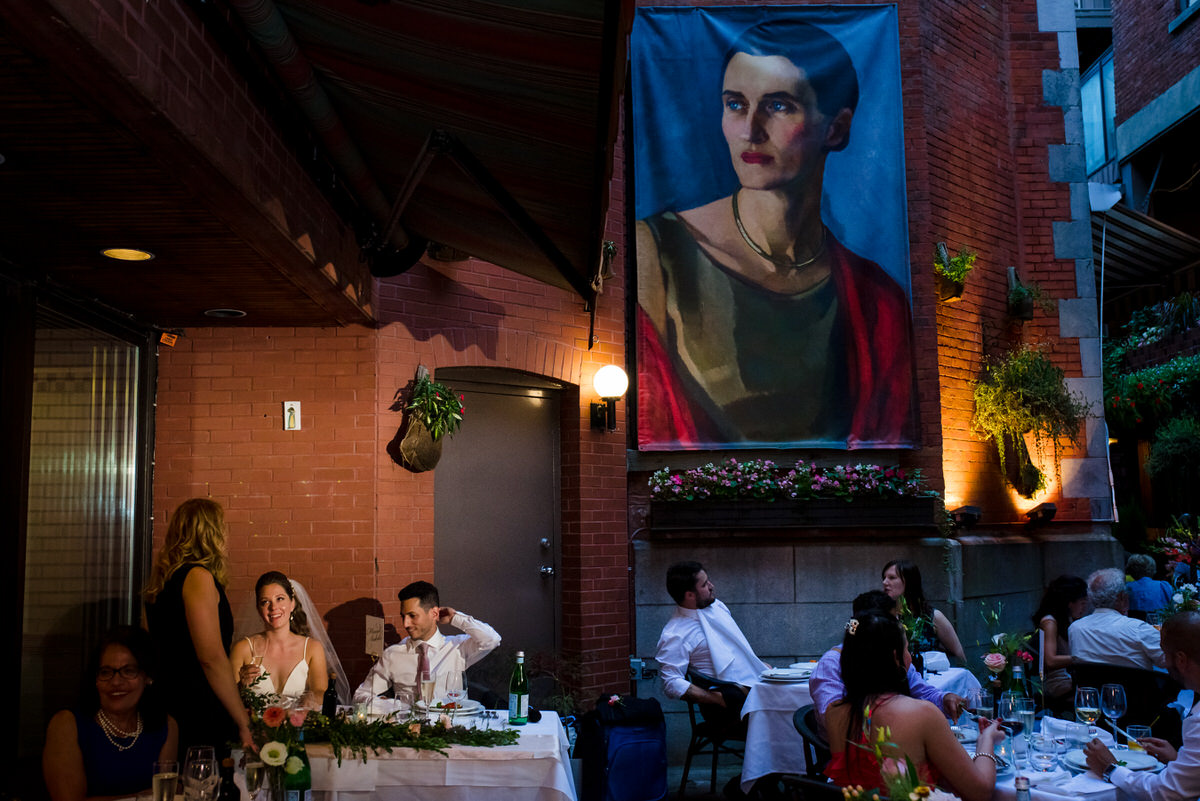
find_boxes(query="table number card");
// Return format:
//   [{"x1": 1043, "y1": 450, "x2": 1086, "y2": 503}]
[{"x1": 365, "y1": 614, "x2": 384, "y2": 657}]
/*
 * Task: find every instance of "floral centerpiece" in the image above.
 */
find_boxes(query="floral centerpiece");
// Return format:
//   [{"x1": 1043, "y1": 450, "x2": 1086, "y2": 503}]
[
  {"x1": 648, "y1": 458, "x2": 932, "y2": 503},
  {"x1": 1170, "y1": 582, "x2": 1199, "y2": 614},
  {"x1": 977, "y1": 605, "x2": 1035, "y2": 697},
  {"x1": 249, "y1": 704, "x2": 311, "y2": 801}
]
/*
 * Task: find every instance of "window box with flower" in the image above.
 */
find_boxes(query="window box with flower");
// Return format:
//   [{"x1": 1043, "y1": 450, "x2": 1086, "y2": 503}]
[{"x1": 647, "y1": 458, "x2": 944, "y2": 532}]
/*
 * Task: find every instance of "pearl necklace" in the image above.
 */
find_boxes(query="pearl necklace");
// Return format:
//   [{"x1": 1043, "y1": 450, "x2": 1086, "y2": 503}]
[
  {"x1": 732, "y1": 190, "x2": 827, "y2": 270},
  {"x1": 96, "y1": 709, "x2": 142, "y2": 751}
]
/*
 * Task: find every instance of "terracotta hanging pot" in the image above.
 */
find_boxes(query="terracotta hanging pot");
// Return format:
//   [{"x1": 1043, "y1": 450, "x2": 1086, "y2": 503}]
[{"x1": 400, "y1": 417, "x2": 443, "y2": 472}]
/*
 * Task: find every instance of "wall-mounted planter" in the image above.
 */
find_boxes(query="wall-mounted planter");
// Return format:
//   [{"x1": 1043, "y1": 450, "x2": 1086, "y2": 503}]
[
  {"x1": 648, "y1": 496, "x2": 941, "y2": 532},
  {"x1": 936, "y1": 274, "x2": 965, "y2": 302},
  {"x1": 399, "y1": 418, "x2": 443, "y2": 472},
  {"x1": 1009, "y1": 296, "x2": 1035, "y2": 320}
]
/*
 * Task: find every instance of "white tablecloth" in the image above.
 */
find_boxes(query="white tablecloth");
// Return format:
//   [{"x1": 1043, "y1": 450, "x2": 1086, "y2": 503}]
[
  {"x1": 926, "y1": 667, "x2": 982, "y2": 698},
  {"x1": 740, "y1": 680, "x2": 813, "y2": 794},
  {"x1": 305, "y1": 711, "x2": 577, "y2": 801}
]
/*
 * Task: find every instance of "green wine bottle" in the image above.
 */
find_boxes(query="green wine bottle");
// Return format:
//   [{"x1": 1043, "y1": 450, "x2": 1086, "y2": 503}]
[
  {"x1": 508, "y1": 650, "x2": 529, "y2": 725},
  {"x1": 283, "y1": 728, "x2": 313, "y2": 801}
]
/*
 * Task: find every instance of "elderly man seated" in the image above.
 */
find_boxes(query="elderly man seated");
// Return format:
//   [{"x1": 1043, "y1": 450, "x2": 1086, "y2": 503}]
[{"x1": 1070, "y1": 567, "x2": 1164, "y2": 670}]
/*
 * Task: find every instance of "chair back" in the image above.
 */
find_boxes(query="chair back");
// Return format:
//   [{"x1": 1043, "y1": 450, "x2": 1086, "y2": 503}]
[
  {"x1": 785, "y1": 776, "x2": 853, "y2": 801},
  {"x1": 792, "y1": 704, "x2": 832, "y2": 777},
  {"x1": 685, "y1": 668, "x2": 745, "y2": 728},
  {"x1": 1070, "y1": 662, "x2": 1182, "y2": 727}
]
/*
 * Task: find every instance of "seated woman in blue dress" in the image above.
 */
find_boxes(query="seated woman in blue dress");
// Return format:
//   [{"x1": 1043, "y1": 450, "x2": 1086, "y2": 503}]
[{"x1": 43, "y1": 625, "x2": 177, "y2": 801}]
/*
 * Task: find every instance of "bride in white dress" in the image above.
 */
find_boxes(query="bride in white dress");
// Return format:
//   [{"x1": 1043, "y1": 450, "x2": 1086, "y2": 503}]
[{"x1": 229, "y1": 571, "x2": 329, "y2": 706}]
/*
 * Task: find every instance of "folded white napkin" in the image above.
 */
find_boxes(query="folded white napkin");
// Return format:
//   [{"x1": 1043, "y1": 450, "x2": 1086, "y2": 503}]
[
  {"x1": 1040, "y1": 716, "x2": 1116, "y2": 747},
  {"x1": 1020, "y1": 767, "x2": 1070, "y2": 786},
  {"x1": 922, "y1": 651, "x2": 950, "y2": 673},
  {"x1": 1047, "y1": 771, "x2": 1112, "y2": 796}
]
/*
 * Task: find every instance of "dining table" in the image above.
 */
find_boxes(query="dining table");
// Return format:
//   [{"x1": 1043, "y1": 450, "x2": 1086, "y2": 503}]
[
  {"x1": 739, "y1": 671, "x2": 814, "y2": 795},
  {"x1": 260, "y1": 711, "x2": 577, "y2": 801}
]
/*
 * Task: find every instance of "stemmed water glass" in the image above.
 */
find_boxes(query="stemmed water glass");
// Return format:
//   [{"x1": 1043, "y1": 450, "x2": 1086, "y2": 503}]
[
  {"x1": 183, "y1": 746, "x2": 217, "y2": 801},
  {"x1": 1075, "y1": 686, "x2": 1101, "y2": 738},
  {"x1": 444, "y1": 673, "x2": 468, "y2": 725},
  {"x1": 1102, "y1": 684, "x2": 1128, "y2": 741}
]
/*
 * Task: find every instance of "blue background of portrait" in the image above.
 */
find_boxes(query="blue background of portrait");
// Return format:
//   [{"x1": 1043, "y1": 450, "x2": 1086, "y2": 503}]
[{"x1": 632, "y1": 5, "x2": 911, "y2": 294}]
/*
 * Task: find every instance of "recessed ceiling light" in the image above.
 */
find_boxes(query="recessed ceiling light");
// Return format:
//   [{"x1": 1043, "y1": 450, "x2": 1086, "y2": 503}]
[
  {"x1": 101, "y1": 247, "x2": 155, "y2": 261},
  {"x1": 204, "y1": 308, "x2": 247, "y2": 319}
]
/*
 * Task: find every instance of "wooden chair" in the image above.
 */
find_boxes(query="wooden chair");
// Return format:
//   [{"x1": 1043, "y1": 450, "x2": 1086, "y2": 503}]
[{"x1": 678, "y1": 669, "x2": 747, "y2": 796}]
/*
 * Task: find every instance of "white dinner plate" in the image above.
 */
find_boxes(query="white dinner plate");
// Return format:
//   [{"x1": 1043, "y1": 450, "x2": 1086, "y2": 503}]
[
  {"x1": 417, "y1": 698, "x2": 484, "y2": 716},
  {"x1": 950, "y1": 725, "x2": 979, "y2": 744},
  {"x1": 1062, "y1": 748, "x2": 1160, "y2": 772},
  {"x1": 760, "y1": 667, "x2": 811, "y2": 682}
]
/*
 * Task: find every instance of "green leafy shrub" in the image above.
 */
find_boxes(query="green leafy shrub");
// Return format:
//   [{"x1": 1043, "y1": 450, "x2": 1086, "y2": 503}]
[{"x1": 933, "y1": 243, "x2": 977, "y2": 283}]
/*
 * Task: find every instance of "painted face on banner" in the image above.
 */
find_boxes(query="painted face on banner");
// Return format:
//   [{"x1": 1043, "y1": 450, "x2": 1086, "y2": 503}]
[{"x1": 721, "y1": 53, "x2": 831, "y2": 192}]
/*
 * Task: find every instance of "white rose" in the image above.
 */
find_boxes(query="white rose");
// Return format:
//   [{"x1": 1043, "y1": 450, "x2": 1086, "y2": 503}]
[
  {"x1": 260, "y1": 741, "x2": 288, "y2": 767},
  {"x1": 1175, "y1": 593, "x2": 1184, "y2": 604},
  {"x1": 284, "y1": 755, "x2": 304, "y2": 775}
]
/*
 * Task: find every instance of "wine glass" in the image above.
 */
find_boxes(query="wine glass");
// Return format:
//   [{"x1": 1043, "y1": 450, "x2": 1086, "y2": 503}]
[
  {"x1": 1075, "y1": 686, "x2": 1101, "y2": 738},
  {"x1": 997, "y1": 693, "x2": 1023, "y2": 739},
  {"x1": 1101, "y1": 684, "x2": 1128, "y2": 741},
  {"x1": 444, "y1": 673, "x2": 468, "y2": 725},
  {"x1": 243, "y1": 759, "x2": 265, "y2": 801},
  {"x1": 183, "y1": 747, "x2": 217, "y2": 801}
]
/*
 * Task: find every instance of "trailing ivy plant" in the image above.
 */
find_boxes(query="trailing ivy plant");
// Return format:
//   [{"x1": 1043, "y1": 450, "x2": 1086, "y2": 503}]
[{"x1": 972, "y1": 347, "x2": 1088, "y2": 498}]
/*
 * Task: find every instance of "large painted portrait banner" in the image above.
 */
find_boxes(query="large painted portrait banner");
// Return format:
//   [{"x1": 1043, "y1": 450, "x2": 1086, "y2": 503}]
[{"x1": 633, "y1": 5, "x2": 916, "y2": 451}]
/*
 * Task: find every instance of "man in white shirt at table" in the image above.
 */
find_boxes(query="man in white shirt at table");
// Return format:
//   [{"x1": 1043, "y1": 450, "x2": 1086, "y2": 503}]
[
  {"x1": 353, "y1": 580, "x2": 500, "y2": 704},
  {"x1": 1085, "y1": 610, "x2": 1200, "y2": 800},
  {"x1": 655, "y1": 561, "x2": 768, "y2": 713},
  {"x1": 1070, "y1": 567, "x2": 1164, "y2": 669}
]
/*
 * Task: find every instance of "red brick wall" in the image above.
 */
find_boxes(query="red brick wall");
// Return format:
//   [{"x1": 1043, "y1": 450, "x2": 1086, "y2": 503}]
[{"x1": 1111, "y1": 0, "x2": 1200, "y2": 125}]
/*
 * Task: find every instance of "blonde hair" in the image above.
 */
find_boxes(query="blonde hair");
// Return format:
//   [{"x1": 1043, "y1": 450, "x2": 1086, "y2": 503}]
[{"x1": 144, "y1": 498, "x2": 230, "y2": 601}]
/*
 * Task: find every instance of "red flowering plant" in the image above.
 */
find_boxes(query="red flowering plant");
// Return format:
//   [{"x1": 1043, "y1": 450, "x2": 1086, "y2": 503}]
[{"x1": 977, "y1": 604, "x2": 1036, "y2": 695}]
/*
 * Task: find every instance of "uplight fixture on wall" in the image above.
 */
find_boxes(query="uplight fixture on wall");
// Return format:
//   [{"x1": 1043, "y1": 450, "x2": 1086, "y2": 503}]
[
  {"x1": 590, "y1": 364, "x2": 629, "y2": 432},
  {"x1": 950, "y1": 505, "x2": 982, "y2": 529},
  {"x1": 1025, "y1": 503, "x2": 1057, "y2": 526}
]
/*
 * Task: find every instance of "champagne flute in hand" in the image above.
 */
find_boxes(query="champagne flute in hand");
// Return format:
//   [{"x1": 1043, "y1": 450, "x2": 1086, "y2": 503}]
[
  {"x1": 1101, "y1": 684, "x2": 1127, "y2": 741},
  {"x1": 1076, "y1": 686, "x2": 1101, "y2": 738}
]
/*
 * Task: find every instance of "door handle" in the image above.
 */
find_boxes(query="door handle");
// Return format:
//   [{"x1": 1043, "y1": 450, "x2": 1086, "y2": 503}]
[{"x1": 539, "y1": 565, "x2": 555, "y2": 576}]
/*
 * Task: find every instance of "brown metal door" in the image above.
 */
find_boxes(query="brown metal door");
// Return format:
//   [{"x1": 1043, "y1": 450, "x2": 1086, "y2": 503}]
[{"x1": 433, "y1": 371, "x2": 561, "y2": 657}]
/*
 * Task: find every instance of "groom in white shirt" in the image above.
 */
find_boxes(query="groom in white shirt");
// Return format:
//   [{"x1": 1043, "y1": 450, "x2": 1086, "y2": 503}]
[
  {"x1": 353, "y1": 580, "x2": 500, "y2": 704},
  {"x1": 655, "y1": 561, "x2": 768, "y2": 711}
]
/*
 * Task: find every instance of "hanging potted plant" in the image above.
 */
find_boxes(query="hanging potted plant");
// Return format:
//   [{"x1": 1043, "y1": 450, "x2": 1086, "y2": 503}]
[
  {"x1": 397, "y1": 367, "x2": 464, "y2": 472},
  {"x1": 934, "y1": 242, "x2": 976, "y2": 302},
  {"x1": 972, "y1": 347, "x2": 1087, "y2": 498},
  {"x1": 1006, "y1": 267, "x2": 1054, "y2": 321}
]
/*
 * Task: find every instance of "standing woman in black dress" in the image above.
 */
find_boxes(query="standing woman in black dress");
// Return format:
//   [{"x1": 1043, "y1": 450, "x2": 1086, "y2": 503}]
[{"x1": 144, "y1": 498, "x2": 253, "y2": 755}]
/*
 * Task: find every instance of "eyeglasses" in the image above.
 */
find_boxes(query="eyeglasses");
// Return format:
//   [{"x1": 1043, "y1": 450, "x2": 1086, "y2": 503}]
[{"x1": 97, "y1": 665, "x2": 142, "y2": 682}]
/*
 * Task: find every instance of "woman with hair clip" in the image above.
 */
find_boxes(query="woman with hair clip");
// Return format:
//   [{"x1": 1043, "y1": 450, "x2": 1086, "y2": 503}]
[
  {"x1": 825, "y1": 613, "x2": 1004, "y2": 801},
  {"x1": 230, "y1": 571, "x2": 329, "y2": 707},
  {"x1": 144, "y1": 498, "x2": 253, "y2": 755},
  {"x1": 882, "y1": 559, "x2": 966, "y2": 665}
]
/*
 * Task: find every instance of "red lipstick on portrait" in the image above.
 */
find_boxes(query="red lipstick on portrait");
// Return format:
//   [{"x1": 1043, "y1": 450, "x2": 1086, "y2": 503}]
[{"x1": 740, "y1": 152, "x2": 772, "y2": 164}]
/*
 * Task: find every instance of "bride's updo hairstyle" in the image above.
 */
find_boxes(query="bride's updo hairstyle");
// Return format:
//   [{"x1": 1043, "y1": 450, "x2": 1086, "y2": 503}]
[
  {"x1": 839, "y1": 611, "x2": 911, "y2": 739},
  {"x1": 255, "y1": 570, "x2": 310, "y2": 636}
]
